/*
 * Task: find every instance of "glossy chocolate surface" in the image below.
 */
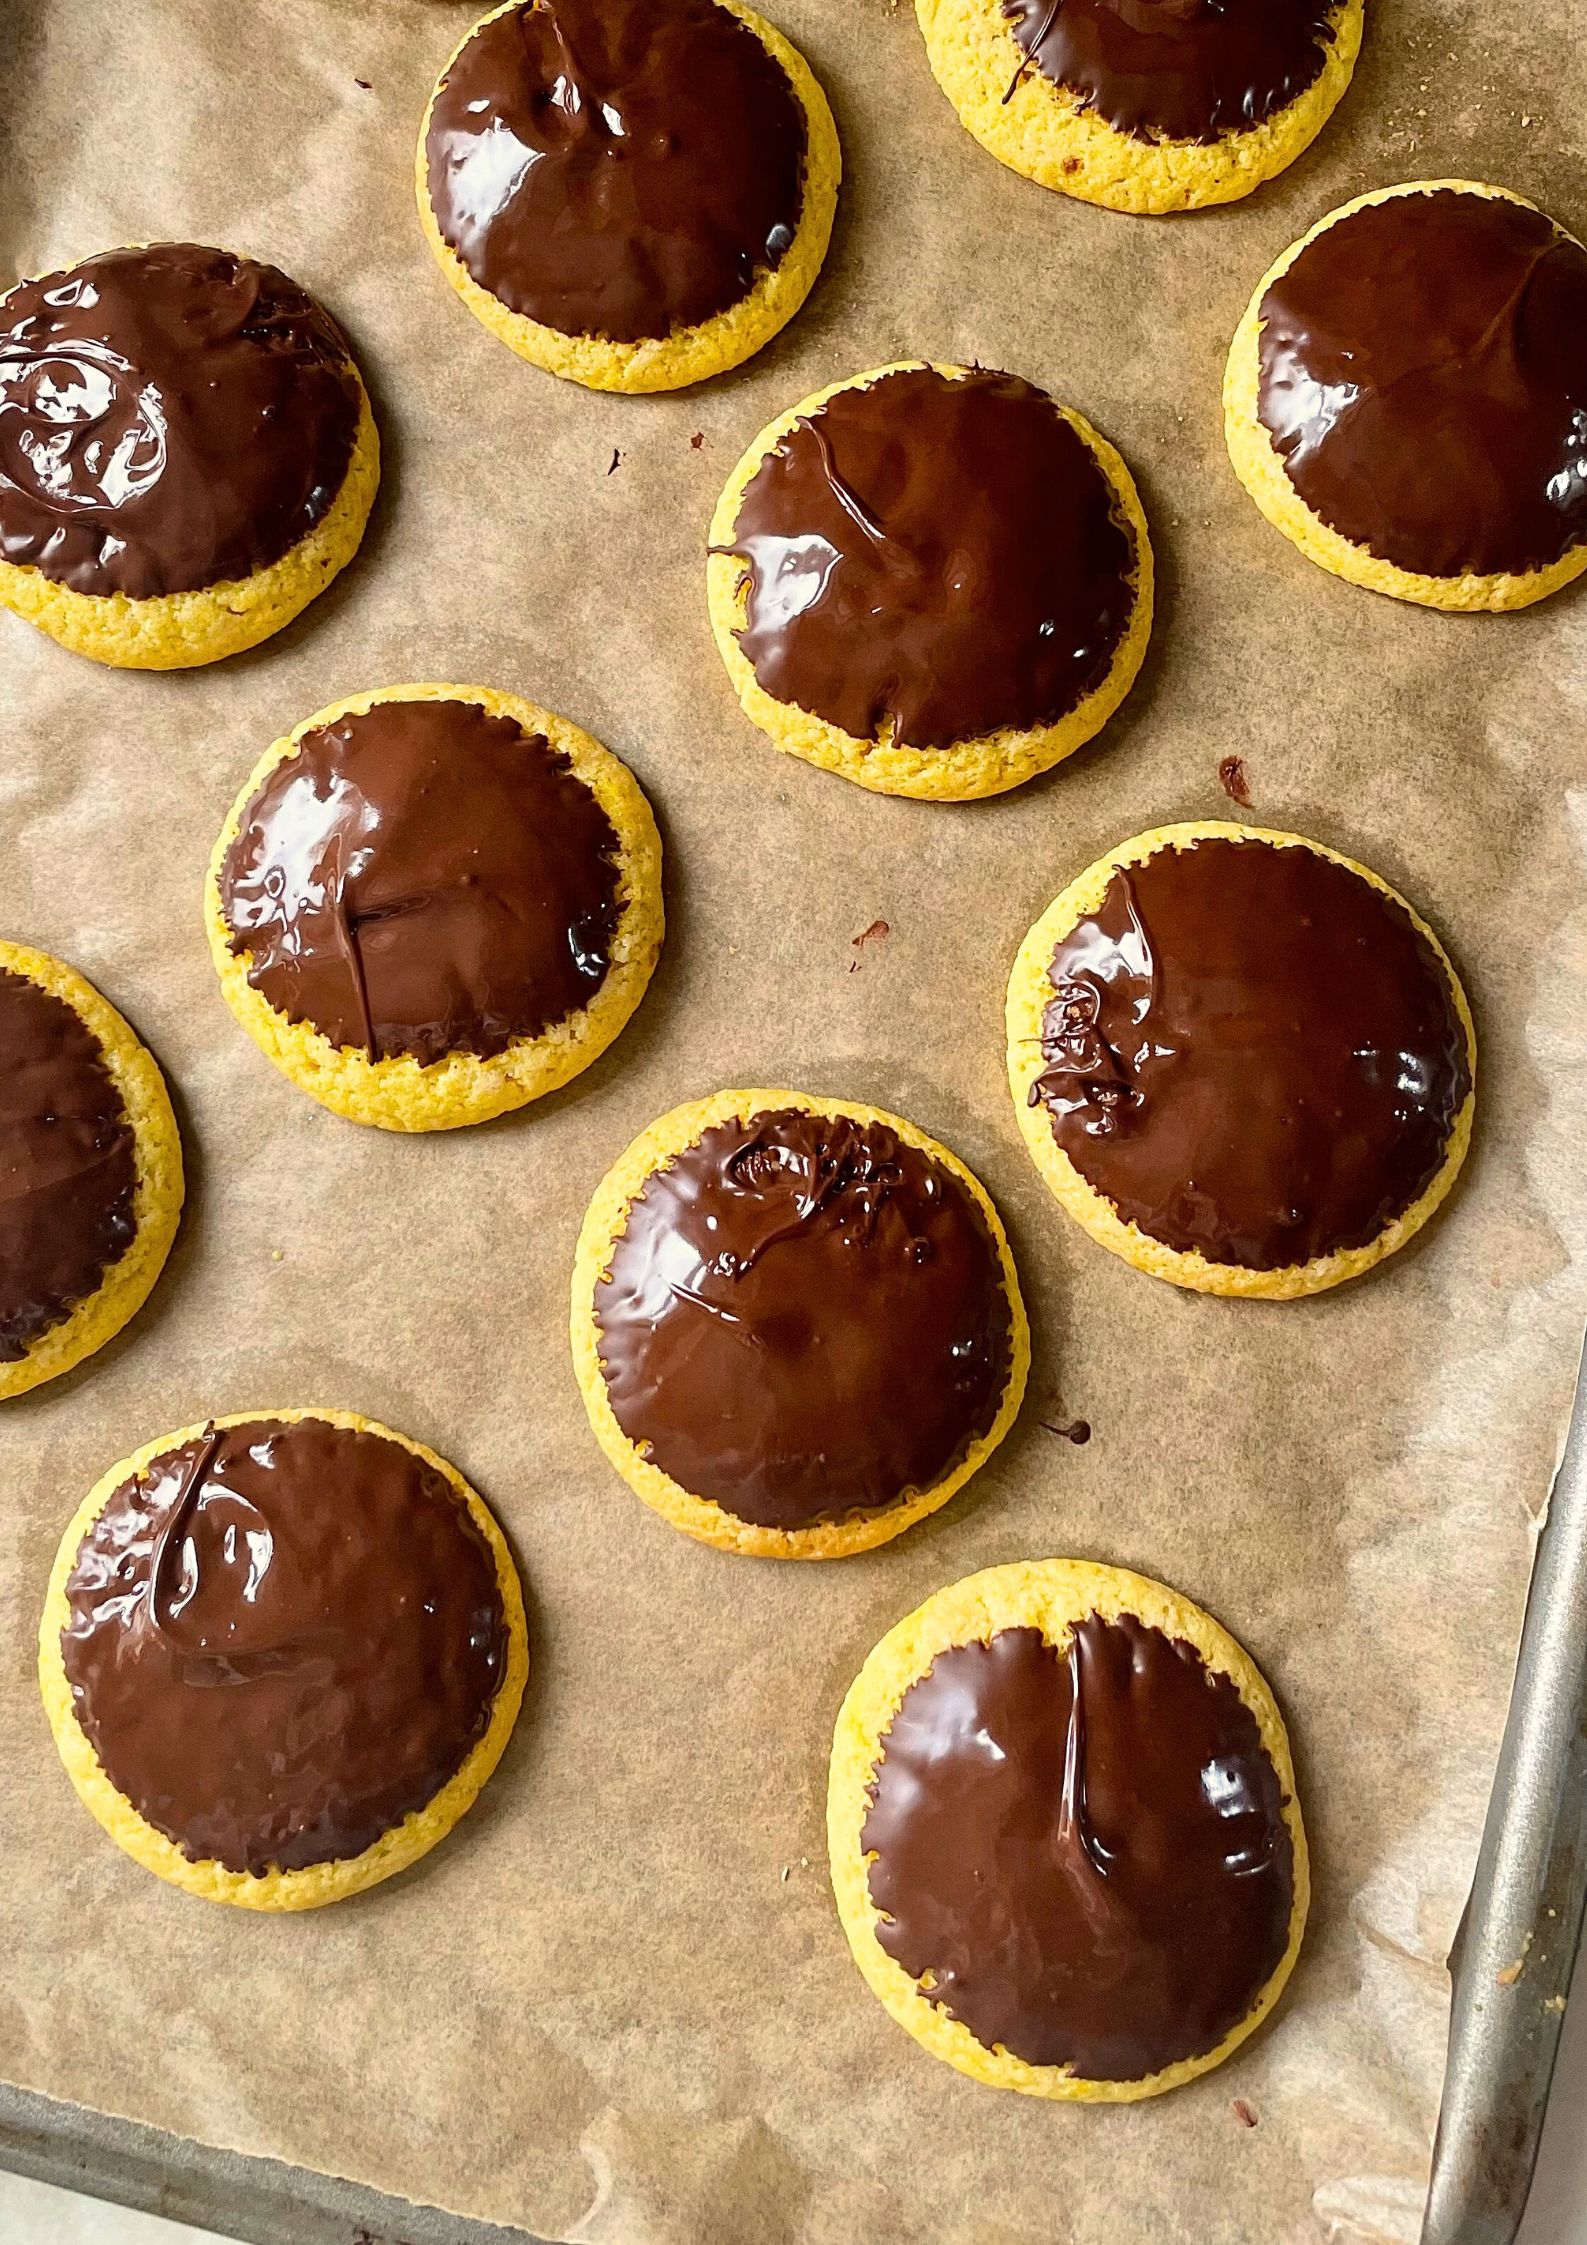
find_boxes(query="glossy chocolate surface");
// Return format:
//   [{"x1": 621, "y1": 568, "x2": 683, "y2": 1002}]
[
  {"x1": 0, "y1": 969, "x2": 136, "y2": 1362},
  {"x1": 1002, "y1": 0, "x2": 1338, "y2": 143},
  {"x1": 425, "y1": 0, "x2": 807, "y2": 345},
  {"x1": 1030, "y1": 838, "x2": 1470, "y2": 1269},
  {"x1": 1256, "y1": 189, "x2": 1587, "y2": 579},
  {"x1": 594, "y1": 1108, "x2": 1013, "y2": 1530},
  {"x1": 0, "y1": 244, "x2": 362, "y2": 600},
  {"x1": 862, "y1": 1617, "x2": 1294, "y2": 2079},
  {"x1": 60, "y1": 1418, "x2": 508, "y2": 1876},
  {"x1": 220, "y1": 697, "x2": 623, "y2": 1066},
  {"x1": 722, "y1": 366, "x2": 1136, "y2": 751}
]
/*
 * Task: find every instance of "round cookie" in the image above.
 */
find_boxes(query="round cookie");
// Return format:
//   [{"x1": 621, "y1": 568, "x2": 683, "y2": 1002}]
[
  {"x1": 39, "y1": 1409, "x2": 529, "y2": 1910},
  {"x1": 417, "y1": 0, "x2": 840, "y2": 393},
  {"x1": 915, "y1": 0, "x2": 1362, "y2": 215},
  {"x1": 828, "y1": 1559, "x2": 1307, "y2": 2099},
  {"x1": 0, "y1": 243, "x2": 378, "y2": 668},
  {"x1": 1225, "y1": 181, "x2": 1587, "y2": 610},
  {"x1": 206, "y1": 683, "x2": 663, "y2": 1131},
  {"x1": 0, "y1": 944, "x2": 182, "y2": 1401},
  {"x1": 1006, "y1": 822, "x2": 1475, "y2": 1299},
  {"x1": 706, "y1": 362, "x2": 1151, "y2": 800},
  {"x1": 571, "y1": 1090, "x2": 1029, "y2": 1557}
]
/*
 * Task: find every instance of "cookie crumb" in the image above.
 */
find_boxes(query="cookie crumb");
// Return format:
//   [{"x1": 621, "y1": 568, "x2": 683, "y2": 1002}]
[
  {"x1": 852, "y1": 918, "x2": 891, "y2": 951},
  {"x1": 271, "y1": 1249, "x2": 284, "y2": 1264},
  {"x1": 780, "y1": 1865, "x2": 790, "y2": 1882},
  {"x1": 607, "y1": 448, "x2": 622, "y2": 476},
  {"x1": 1546, "y1": 1993, "x2": 1567, "y2": 2013},
  {"x1": 1218, "y1": 754, "x2": 1253, "y2": 809},
  {"x1": 1496, "y1": 1959, "x2": 1525, "y2": 1986},
  {"x1": 1232, "y1": 2099, "x2": 1258, "y2": 2129},
  {"x1": 799, "y1": 1855, "x2": 809, "y2": 1869},
  {"x1": 690, "y1": 431, "x2": 705, "y2": 450},
  {"x1": 1040, "y1": 1417, "x2": 1091, "y2": 1446}
]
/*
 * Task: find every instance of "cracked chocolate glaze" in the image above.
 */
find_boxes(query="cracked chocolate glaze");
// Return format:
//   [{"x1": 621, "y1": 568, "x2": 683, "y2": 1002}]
[
  {"x1": 219, "y1": 697, "x2": 623, "y2": 1066},
  {"x1": 1001, "y1": 0, "x2": 1339, "y2": 143},
  {"x1": 60, "y1": 1418, "x2": 509, "y2": 1877},
  {"x1": 594, "y1": 1108, "x2": 1014, "y2": 1530},
  {"x1": 0, "y1": 244, "x2": 362, "y2": 600},
  {"x1": 425, "y1": 0, "x2": 807, "y2": 345},
  {"x1": 862, "y1": 1617, "x2": 1294, "y2": 2079},
  {"x1": 721, "y1": 366, "x2": 1137, "y2": 750},
  {"x1": 1256, "y1": 189, "x2": 1587, "y2": 579},
  {"x1": 0, "y1": 969, "x2": 137, "y2": 1362},
  {"x1": 1030, "y1": 837, "x2": 1470, "y2": 1269}
]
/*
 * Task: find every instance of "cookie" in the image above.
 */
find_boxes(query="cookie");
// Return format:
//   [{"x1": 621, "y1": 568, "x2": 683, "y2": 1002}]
[
  {"x1": 828, "y1": 1559, "x2": 1307, "y2": 2099},
  {"x1": 571, "y1": 1090, "x2": 1029, "y2": 1557},
  {"x1": 418, "y1": 0, "x2": 840, "y2": 393},
  {"x1": 0, "y1": 244, "x2": 378, "y2": 668},
  {"x1": 39, "y1": 1409, "x2": 529, "y2": 1910},
  {"x1": 707, "y1": 362, "x2": 1151, "y2": 800},
  {"x1": 0, "y1": 944, "x2": 182, "y2": 1401},
  {"x1": 1225, "y1": 181, "x2": 1587, "y2": 610},
  {"x1": 206, "y1": 684, "x2": 663, "y2": 1131},
  {"x1": 1007, "y1": 823, "x2": 1475, "y2": 1299},
  {"x1": 916, "y1": 0, "x2": 1362, "y2": 214}
]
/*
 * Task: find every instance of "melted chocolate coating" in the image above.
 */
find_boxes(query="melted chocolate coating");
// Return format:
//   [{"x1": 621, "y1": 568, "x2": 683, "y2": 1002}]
[
  {"x1": 1030, "y1": 838, "x2": 1470, "y2": 1269},
  {"x1": 425, "y1": 0, "x2": 807, "y2": 345},
  {"x1": 0, "y1": 969, "x2": 137, "y2": 1362},
  {"x1": 60, "y1": 1419, "x2": 508, "y2": 1876},
  {"x1": 723, "y1": 366, "x2": 1136, "y2": 751},
  {"x1": 219, "y1": 698, "x2": 623, "y2": 1066},
  {"x1": 1256, "y1": 189, "x2": 1587, "y2": 579},
  {"x1": 0, "y1": 244, "x2": 362, "y2": 600},
  {"x1": 1002, "y1": 0, "x2": 1339, "y2": 144},
  {"x1": 594, "y1": 1108, "x2": 1013, "y2": 1530},
  {"x1": 862, "y1": 1618, "x2": 1294, "y2": 2079}
]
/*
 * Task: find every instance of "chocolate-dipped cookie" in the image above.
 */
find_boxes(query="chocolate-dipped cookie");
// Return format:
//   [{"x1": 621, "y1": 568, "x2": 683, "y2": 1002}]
[
  {"x1": 0, "y1": 244, "x2": 378, "y2": 667},
  {"x1": 916, "y1": 0, "x2": 1362, "y2": 214},
  {"x1": 417, "y1": 0, "x2": 840, "y2": 392},
  {"x1": 1225, "y1": 181, "x2": 1587, "y2": 610},
  {"x1": 571, "y1": 1090, "x2": 1029, "y2": 1557},
  {"x1": 40, "y1": 1410, "x2": 528, "y2": 1909},
  {"x1": 0, "y1": 943, "x2": 181, "y2": 1400},
  {"x1": 206, "y1": 684, "x2": 663, "y2": 1130},
  {"x1": 707, "y1": 362, "x2": 1151, "y2": 800},
  {"x1": 829, "y1": 1559, "x2": 1307, "y2": 2098},
  {"x1": 1006, "y1": 822, "x2": 1475, "y2": 1298}
]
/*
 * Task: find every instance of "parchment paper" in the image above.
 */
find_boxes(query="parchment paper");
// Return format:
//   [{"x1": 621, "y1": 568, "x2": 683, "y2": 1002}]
[{"x1": 3, "y1": 3, "x2": 1587, "y2": 2240}]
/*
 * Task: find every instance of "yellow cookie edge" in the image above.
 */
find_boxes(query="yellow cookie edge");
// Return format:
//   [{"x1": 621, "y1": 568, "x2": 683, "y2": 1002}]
[
  {"x1": 827, "y1": 1556, "x2": 1309, "y2": 2100},
  {"x1": 204, "y1": 682, "x2": 665, "y2": 1132},
  {"x1": 914, "y1": 0, "x2": 1362, "y2": 214},
  {"x1": 570, "y1": 1088, "x2": 1030, "y2": 1558},
  {"x1": 1223, "y1": 179, "x2": 1587, "y2": 611},
  {"x1": 38, "y1": 1406, "x2": 530, "y2": 1911},
  {"x1": 706, "y1": 360, "x2": 1153, "y2": 801},
  {"x1": 0, "y1": 943, "x2": 183, "y2": 1402},
  {"x1": 415, "y1": 0, "x2": 841, "y2": 393},
  {"x1": 0, "y1": 359, "x2": 379, "y2": 668},
  {"x1": 1005, "y1": 820, "x2": 1477, "y2": 1299}
]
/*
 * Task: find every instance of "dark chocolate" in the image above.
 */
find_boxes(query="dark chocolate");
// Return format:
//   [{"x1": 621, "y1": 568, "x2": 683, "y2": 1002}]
[
  {"x1": 219, "y1": 697, "x2": 623, "y2": 1066},
  {"x1": 0, "y1": 968, "x2": 137, "y2": 1362},
  {"x1": 862, "y1": 1617, "x2": 1294, "y2": 2079},
  {"x1": 594, "y1": 1107, "x2": 1013, "y2": 1530},
  {"x1": 0, "y1": 244, "x2": 362, "y2": 600},
  {"x1": 60, "y1": 1418, "x2": 508, "y2": 1876},
  {"x1": 721, "y1": 366, "x2": 1137, "y2": 750},
  {"x1": 424, "y1": 0, "x2": 807, "y2": 345},
  {"x1": 1002, "y1": 0, "x2": 1339, "y2": 144},
  {"x1": 1030, "y1": 837, "x2": 1470, "y2": 1269},
  {"x1": 1256, "y1": 188, "x2": 1587, "y2": 578}
]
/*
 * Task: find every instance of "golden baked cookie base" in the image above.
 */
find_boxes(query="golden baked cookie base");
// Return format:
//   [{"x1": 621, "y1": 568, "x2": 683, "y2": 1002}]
[
  {"x1": 0, "y1": 389, "x2": 379, "y2": 668},
  {"x1": 39, "y1": 1407, "x2": 529, "y2": 1911},
  {"x1": 916, "y1": 0, "x2": 1362, "y2": 214},
  {"x1": 1224, "y1": 180, "x2": 1587, "y2": 611},
  {"x1": 416, "y1": 0, "x2": 840, "y2": 393},
  {"x1": 1006, "y1": 821, "x2": 1477, "y2": 1299},
  {"x1": 205, "y1": 682, "x2": 664, "y2": 1131},
  {"x1": 0, "y1": 942, "x2": 182, "y2": 1401},
  {"x1": 570, "y1": 1088, "x2": 1030, "y2": 1557},
  {"x1": 827, "y1": 1558, "x2": 1308, "y2": 2099},
  {"x1": 706, "y1": 361, "x2": 1153, "y2": 800}
]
